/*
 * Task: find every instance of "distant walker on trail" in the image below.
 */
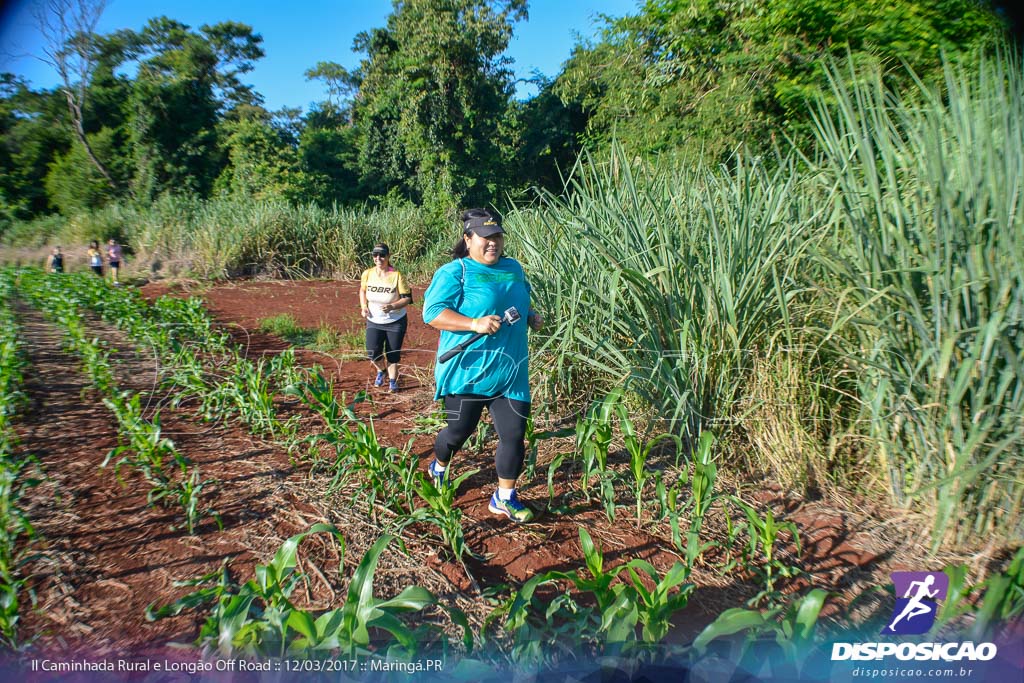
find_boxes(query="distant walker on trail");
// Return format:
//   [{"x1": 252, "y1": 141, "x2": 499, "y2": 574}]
[
  {"x1": 106, "y1": 238, "x2": 123, "y2": 285},
  {"x1": 46, "y1": 246, "x2": 63, "y2": 273},
  {"x1": 87, "y1": 240, "x2": 103, "y2": 276}
]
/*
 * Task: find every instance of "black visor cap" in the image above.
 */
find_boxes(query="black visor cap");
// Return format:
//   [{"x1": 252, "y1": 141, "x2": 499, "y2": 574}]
[{"x1": 463, "y1": 216, "x2": 504, "y2": 237}]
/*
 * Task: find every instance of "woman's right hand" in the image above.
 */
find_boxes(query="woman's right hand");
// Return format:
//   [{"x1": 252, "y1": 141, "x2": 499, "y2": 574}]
[{"x1": 470, "y1": 315, "x2": 502, "y2": 335}]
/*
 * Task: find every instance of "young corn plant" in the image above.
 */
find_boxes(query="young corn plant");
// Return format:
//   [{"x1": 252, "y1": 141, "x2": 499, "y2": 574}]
[
  {"x1": 666, "y1": 431, "x2": 720, "y2": 567},
  {"x1": 0, "y1": 439, "x2": 38, "y2": 648},
  {"x1": 102, "y1": 392, "x2": 187, "y2": 490},
  {"x1": 149, "y1": 467, "x2": 222, "y2": 535},
  {"x1": 286, "y1": 370, "x2": 364, "y2": 456},
  {"x1": 163, "y1": 352, "x2": 214, "y2": 413},
  {"x1": 731, "y1": 498, "x2": 803, "y2": 606},
  {"x1": 265, "y1": 348, "x2": 307, "y2": 394},
  {"x1": 692, "y1": 588, "x2": 829, "y2": 678},
  {"x1": 621, "y1": 413, "x2": 681, "y2": 524},
  {"x1": 465, "y1": 419, "x2": 492, "y2": 453},
  {"x1": 148, "y1": 524, "x2": 346, "y2": 657},
  {"x1": 574, "y1": 390, "x2": 622, "y2": 493},
  {"x1": 0, "y1": 275, "x2": 35, "y2": 645},
  {"x1": 598, "y1": 470, "x2": 618, "y2": 523},
  {"x1": 224, "y1": 357, "x2": 288, "y2": 439},
  {"x1": 341, "y1": 420, "x2": 409, "y2": 515},
  {"x1": 147, "y1": 528, "x2": 450, "y2": 660},
  {"x1": 520, "y1": 416, "x2": 573, "y2": 481},
  {"x1": 688, "y1": 431, "x2": 718, "y2": 535},
  {"x1": 404, "y1": 468, "x2": 481, "y2": 577},
  {"x1": 545, "y1": 452, "x2": 571, "y2": 513},
  {"x1": 387, "y1": 449, "x2": 421, "y2": 516},
  {"x1": 505, "y1": 527, "x2": 694, "y2": 660},
  {"x1": 402, "y1": 410, "x2": 447, "y2": 435}
]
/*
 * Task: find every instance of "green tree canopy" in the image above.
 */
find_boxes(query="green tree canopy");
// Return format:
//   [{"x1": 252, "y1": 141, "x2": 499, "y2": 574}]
[
  {"x1": 556, "y1": 0, "x2": 1010, "y2": 160},
  {"x1": 349, "y1": 0, "x2": 527, "y2": 206}
]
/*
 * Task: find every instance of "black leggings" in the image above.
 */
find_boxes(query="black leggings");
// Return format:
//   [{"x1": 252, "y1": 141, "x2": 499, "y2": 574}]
[
  {"x1": 433, "y1": 394, "x2": 531, "y2": 480},
  {"x1": 366, "y1": 316, "x2": 408, "y2": 364}
]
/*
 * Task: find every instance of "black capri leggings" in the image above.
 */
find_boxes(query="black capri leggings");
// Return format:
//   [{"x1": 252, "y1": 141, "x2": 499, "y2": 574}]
[
  {"x1": 433, "y1": 394, "x2": 531, "y2": 480},
  {"x1": 366, "y1": 316, "x2": 408, "y2": 364}
]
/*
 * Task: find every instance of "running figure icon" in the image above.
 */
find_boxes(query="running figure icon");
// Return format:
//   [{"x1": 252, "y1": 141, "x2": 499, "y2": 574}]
[{"x1": 888, "y1": 574, "x2": 939, "y2": 632}]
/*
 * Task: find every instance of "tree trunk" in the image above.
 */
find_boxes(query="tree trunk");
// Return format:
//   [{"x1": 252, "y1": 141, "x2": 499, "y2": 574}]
[{"x1": 63, "y1": 90, "x2": 118, "y2": 191}]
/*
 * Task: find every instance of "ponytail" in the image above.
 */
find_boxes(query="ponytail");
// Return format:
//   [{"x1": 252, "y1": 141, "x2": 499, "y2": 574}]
[{"x1": 450, "y1": 238, "x2": 469, "y2": 259}]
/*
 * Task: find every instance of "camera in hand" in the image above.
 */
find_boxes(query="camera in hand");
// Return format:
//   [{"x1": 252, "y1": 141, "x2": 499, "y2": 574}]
[{"x1": 439, "y1": 307, "x2": 521, "y2": 363}]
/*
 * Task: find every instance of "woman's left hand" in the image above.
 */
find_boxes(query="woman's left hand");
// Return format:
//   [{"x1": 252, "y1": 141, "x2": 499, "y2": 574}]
[{"x1": 528, "y1": 312, "x2": 544, "y2": 331}]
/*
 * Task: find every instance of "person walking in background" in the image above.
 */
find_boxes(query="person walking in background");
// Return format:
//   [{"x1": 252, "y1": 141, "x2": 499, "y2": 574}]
[
  {"x1": 46, "y1": 246, "x2": 64, "y2": 273},
  {"x1": 422, "y1": 208, "x2": 543, "y2": 523},
  {"x1": 359, "y1": 243, "x2": 413, "y2": 393},
  {"x1": 106, "y1": 238, "x2": 122, "y2": 285},
  {"x1": 87, "y1": 240, "x2": 104, "y2": 276}
]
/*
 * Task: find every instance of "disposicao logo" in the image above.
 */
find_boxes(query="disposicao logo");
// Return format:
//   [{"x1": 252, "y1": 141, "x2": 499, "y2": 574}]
[
  {"x1": 831, "y1": 571, "x2": 999, "y2": 663},
  {"x1": 883, "y1": 571, "x2": 948, "y2": 635}
]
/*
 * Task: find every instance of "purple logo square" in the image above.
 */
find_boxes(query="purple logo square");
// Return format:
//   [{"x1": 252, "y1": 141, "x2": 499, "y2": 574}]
[{"x1": 882, "y1": 571, "x2": 948, "y2": 635}]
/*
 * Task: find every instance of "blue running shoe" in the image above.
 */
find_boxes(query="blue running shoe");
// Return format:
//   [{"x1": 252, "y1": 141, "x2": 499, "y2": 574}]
[
  {"x1": 389, "y1": 378, "x2": 399, "y2": 392},
  {"x1": 374, "y1": 371, "x2": 385, "y2": 387},
  {"x1": 428, "y1": 459, "x2": 448, "y2": 487},
  {"x1": 488, "y1": 490, "x2": 534, "y2": 523}
]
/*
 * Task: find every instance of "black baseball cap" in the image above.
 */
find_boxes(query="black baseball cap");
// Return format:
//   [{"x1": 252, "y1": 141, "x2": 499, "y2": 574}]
[{"x1": 463, "y1": 215, "x2": 504, "y2": 238}]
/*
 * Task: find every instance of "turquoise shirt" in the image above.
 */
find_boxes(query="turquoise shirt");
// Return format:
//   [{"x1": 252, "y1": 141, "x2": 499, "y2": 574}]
[{"x1": 423, "y1": 257, "x2": 532, "y2": 402}]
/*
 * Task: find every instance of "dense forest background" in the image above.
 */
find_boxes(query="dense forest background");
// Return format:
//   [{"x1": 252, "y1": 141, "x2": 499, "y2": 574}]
[{"x1": 0, "y1": 0, "x2": 1019, "y2": 265}]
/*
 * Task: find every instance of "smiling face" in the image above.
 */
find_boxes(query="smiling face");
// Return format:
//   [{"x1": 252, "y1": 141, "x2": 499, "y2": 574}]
[
  {"x1": 465, "y1": 231, "x2": 503, "y2": 265},
  {"x1": 372, "y1": 252, "x2": 390, "y2": 269}
]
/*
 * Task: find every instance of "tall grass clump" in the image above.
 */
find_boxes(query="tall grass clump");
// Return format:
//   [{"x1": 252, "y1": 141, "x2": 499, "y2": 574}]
[
  {"x1": 809, "y1": 47, "x2": 1024, "y2": 546},
  {"x1": 510, "y1": 146, "x2": 833, "y2": 454},
  {"x1": 4, "y1": 196, "x2": 453, "y2": 280}
]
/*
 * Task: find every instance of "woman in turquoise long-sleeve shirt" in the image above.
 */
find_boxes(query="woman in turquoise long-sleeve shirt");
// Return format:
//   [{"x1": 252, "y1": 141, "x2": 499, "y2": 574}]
[{"x1": 422, "y1": 209, "x2": 543, "y2": 523}]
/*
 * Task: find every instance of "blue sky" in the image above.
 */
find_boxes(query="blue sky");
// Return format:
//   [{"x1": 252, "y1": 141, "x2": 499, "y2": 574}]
[{"x1": 0, "y1": 0, "x2": 639, "y2": 110}]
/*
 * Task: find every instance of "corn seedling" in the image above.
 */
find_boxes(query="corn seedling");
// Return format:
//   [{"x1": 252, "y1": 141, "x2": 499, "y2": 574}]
[
  {"x1": 574, "y1": 390, "x2": 621, "y2": 493},
  {"x1": 0, "y1": 439, "x2": 38, "y2": 648},
  {"x1": 692, "y1": 588, "x2": 829, "y2": 678},
  {"x1": 598, "y1": 470, "x2": 618, "y2": 522},
  {"x1": 148, "y1": 467, "x2": 222, "y2": 535},
  {"x1": 688, "y1": 431, "x2": 718, "y2": 536},
  {"x1": 388, "y1": 448, "x2": 421, "y2": 516},
  {"x1": 545, "y1": 452, "x2": 571, "y2": 513},
  {"x1": 621, "y1": 414, "x2": 681, "y2": 523},
  {"x1": 506, "y1": 528, "x2": 693, "y2": 659},
  {"x1": 404, "y1": 468, "x2": 481, "y2": 576},
  {"x1": 522, "y1": 416, "x2": 574, "y2": 482},
  {"x1": 148, "y1": 528, "x2": 450, "y2": 659},
  {"x1": 465, "y1": 419, "x2": 492, "y2": 453},
  {"x1": 402, "y1": 409, "x2": 447, "y2": 435},
  {"x1": 148, "y1": 524, "x2": 345, "y2": 657},
  {"x1": 342, "y1": 420, "x2": 407, "y2": 515},
  {"x1": 731, "y1": 498, "x2": 803, "y2": 606},
  {"x1": 102, "y1": 392, "x2": 186, "y2": 486}
]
